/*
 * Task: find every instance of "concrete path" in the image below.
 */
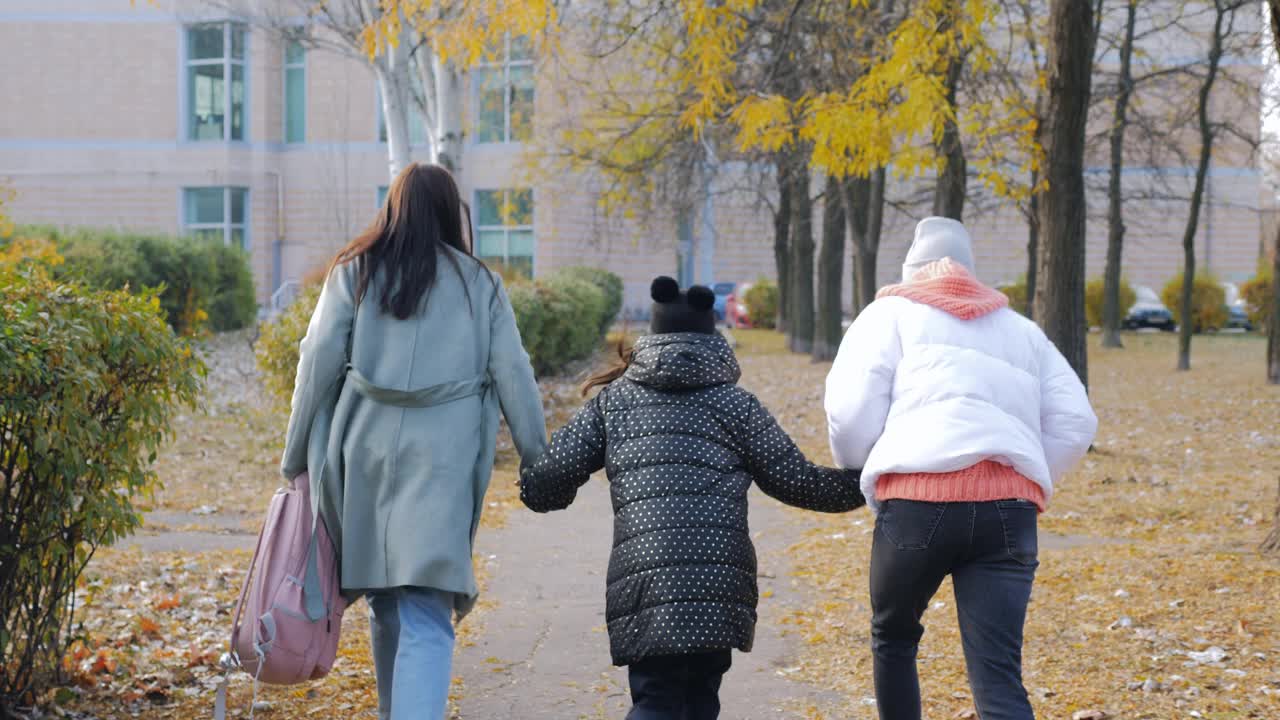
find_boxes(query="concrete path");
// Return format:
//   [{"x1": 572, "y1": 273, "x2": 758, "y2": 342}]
[{"x1": 454, "y1": 477, "x2": 844, "y2": 719}]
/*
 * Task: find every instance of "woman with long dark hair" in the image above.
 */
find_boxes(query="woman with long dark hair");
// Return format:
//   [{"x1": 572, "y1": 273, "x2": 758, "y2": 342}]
[{"x1": 279, "y1": 163, "x2": 547, "y2": 720}]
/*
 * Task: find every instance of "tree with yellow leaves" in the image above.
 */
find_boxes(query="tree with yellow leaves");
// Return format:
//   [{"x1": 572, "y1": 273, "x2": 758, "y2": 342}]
[{"x1": 208, "y1": 0, "x2": 554, "y2": 179}]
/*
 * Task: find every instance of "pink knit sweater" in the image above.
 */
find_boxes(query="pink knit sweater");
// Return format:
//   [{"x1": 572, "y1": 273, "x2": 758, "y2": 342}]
[{"x1": 872, "y1": 259, "x2": 1046, "y2": 512}]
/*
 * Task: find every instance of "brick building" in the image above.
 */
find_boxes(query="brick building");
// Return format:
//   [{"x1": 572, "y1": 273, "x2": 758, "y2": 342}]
[{"x1": 0, "y1": 1, "x2": 1268, "y2": 316}]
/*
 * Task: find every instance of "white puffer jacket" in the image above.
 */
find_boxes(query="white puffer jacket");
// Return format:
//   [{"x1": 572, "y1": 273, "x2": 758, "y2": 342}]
[{"x1": 824, "y1": 293, "x2": 1098, "y2": 515}]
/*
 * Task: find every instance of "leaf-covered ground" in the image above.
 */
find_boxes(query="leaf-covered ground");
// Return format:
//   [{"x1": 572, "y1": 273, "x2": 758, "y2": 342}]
[
  {"x1": 34, "y1": 330, "x2": 1280, "y2": 719},
  {"x1": 731, "y1": 331, "x2": 1280, "y2": 720}
]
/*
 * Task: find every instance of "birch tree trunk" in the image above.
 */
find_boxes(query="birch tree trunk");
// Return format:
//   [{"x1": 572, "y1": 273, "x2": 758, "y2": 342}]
[
  {"x1": 375, "y1": 48, "x2": 414, "y2": 180},
  {"x1": 432, "y1": 53, "x2": 464, "y2": 174},
  {"x1": 1102, "y1": 0, "x2": 1138, "y2": 349}
]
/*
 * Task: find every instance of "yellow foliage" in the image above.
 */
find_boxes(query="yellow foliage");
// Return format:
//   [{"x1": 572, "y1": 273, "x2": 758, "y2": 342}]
[
  {"x1": 0, "y1": 184, "x2": 15, "y2": 240},
  {"x1": 360, "y1": 0, "x2": 558, "y2": 70},
  {"x1": 0, "y1": 233, "x2": 64, "y2": 269}
]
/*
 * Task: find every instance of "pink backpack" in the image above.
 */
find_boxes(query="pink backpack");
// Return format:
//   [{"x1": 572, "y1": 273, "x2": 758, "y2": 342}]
[{"x1": 226, "y1": 471, "x2": 347, "y2": 688}]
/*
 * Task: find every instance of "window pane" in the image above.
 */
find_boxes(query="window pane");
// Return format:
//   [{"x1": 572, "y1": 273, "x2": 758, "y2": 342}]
[
  {"x1": 230, "y1": 188, "x2": 247, "y2": 224},
  {"x1": 285, "y1": 39, "x2": 304, "y2": 65},
  {"x1": 509, "y1": 35, "x2": 534, "y2": 62},
  {"x1": 509, "y1": 65, "x2": 534, "y2": 143},
  {"x1": 475, "y1": 190, "x2": 502, "y2": 227},
  {"x1": 189, "y1": 64, "x2": 225, "y2": 140},
  {"x1": 285, "y1": 67, "x2": 305, "y2": 142},
  {"x1": 508, "y1": 229, "x2": 534, "y2": 256},
  {"x1": 230, "y1": 228, "x2": 246, "y2": 251},
  {"x1": 506, "y1": 255, "x2": 533, "y2": 279},
  {"x1": 188, "y1": 25, "x2": 223, "y2": 60},
  {"x1": 477, "y1": 229, "x2": 506, "y2": 257},
  {"x1": 377, "y1": 186, "x2": 389, "y2": 208},
  {"x1": 508, "y1": 189, "x2": 533, "y2": 226},
  {"x1": 185, "y1": 188, "x2": 224, "y2": 225},
  {"x1": 230, "y1": 24, "x2": 246, "y2": 60},
  {"x1": 192, "y1": 228, "x2": 223, "y2": 244},
  {"x1": 230, "y1": 64, "x2": 245, "y2": 140},
  {"x1": 475, "y1": 68, "x2": 505, "y2": 143}
]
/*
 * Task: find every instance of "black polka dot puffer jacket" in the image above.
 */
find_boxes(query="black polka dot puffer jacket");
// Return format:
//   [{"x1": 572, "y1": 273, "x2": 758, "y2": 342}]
[{"x1": 520, "y1": 331, "x2": 864, "y2": 666}]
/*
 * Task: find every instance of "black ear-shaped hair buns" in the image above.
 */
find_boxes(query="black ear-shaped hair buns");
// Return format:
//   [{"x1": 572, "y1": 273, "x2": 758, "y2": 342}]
[
  {"x1": 686, "y1": 285, "x2": 715, "y2": 311},
  {"x1": 651, "y1": 276, "x2": 680, "y2": 303}
]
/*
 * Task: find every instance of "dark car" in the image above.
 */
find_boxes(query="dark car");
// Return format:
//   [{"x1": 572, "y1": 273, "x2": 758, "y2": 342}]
[
  {"x1": 1222, "y1": 283, "x2": 1254, "y2": 331},
  {"x1": 1124, "y1": 286, "x2": 1175, "y2": 331},
  {"x1": 1225, "y1": 304, "x2": 1254, "y2": 331}
]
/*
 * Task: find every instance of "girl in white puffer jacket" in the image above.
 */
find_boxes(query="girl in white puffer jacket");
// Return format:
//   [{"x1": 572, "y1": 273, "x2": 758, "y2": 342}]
[{"x1": 824, "y1": 217, "x2": 1097, "y2": 720}]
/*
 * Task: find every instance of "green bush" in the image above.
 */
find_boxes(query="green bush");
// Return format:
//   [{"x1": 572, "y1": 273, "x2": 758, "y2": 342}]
[
  {"x1": 17, "y1": 225, "x2": 258, "y2": 335},
  {"x1": 998, "y1": 278, "x2": 1028, "y2": 317},
  {"x1": 1241, "y1": 262, "x2": 1274, "y2": 332},
  {"x1": 0, "y1": 270, "x2": 203, "y2": 707},
  {"x1": 1161, "y1": 272, "x2": 1228, "y2": 332},
  {"x1": 512, "y1": 275, "x2": 608, "y2": 375},
  {"x1": 256, "y1": 283, "x2": 322, "y2": 406},
  {"x1": 256, "y1": 269, "x2": 612, "y2": 402},
  {"x1": 553, "y1": 266, "x2": 623, "y2": 333},
  {"x1": 1085, "y1": 276, "x2": 1136, "y2": 329},
  {"x1": 743, "y1": 278, "x2": 779, "y2": 329}
]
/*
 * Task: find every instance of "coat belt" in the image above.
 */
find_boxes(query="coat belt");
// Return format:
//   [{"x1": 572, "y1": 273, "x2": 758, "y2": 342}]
[{"x1": 345, "y1": 367, "x2": 488, "y2": 408}]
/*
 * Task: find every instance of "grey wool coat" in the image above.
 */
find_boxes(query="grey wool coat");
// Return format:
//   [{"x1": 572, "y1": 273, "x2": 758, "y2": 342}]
[{"x1": 280, "y1": 250, "x2": 547, "y2": 618}]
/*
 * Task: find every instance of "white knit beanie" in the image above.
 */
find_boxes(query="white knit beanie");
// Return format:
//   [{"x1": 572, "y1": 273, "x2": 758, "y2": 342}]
[{"x1": 902, "y1": 217, "x2": 976, "y2": 282}]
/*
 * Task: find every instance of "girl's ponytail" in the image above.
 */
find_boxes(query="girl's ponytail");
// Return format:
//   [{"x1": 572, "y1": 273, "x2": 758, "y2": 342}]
[{"x1": 581, "y1": 339, "x2": 633, "y2": 396}]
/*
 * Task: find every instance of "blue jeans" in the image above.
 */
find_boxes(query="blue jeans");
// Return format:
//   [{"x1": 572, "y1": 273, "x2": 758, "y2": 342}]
[
  {"x1": 367, "y1": 587, "x2": 455, "y2": 720},
  {"x1": 870, "y1": 500, "x2": 1039, "y2": 720}
]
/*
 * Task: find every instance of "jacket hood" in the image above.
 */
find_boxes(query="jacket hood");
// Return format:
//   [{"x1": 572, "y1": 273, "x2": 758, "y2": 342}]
[
  {"x1": 877, "y1": 258, "x2": 1008, "y2": 320},
  {"x1": 625, "y1": 332, "x2": 741, "y2": 390}
]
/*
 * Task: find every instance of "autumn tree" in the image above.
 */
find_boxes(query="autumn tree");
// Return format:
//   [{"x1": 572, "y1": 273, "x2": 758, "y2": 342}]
[
  {"x1": 1267, "y1": 0, "x2": 1280, "y2": 386},
  {"x1": 1174, "y1": 0, "x2": 1246, "y2": 372},
  {"x1": 1034, "y1": 0, "x2": 1096, "y2": 384},
  {"x1": 1100, "y1": 0, "x2": 1138, "y2": 349},
  {"x1": 209, "y1": 0, "x2": 552, "y2": 180}
]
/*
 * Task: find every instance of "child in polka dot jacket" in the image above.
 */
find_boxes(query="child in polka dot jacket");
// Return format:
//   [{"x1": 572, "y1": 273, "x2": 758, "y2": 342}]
[{"x1": 520, "y1": 276, "x2": 865, "y2": 720}]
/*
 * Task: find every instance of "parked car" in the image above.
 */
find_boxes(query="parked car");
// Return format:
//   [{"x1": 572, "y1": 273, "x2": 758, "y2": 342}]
[
  {"x1": 726, "y1": 282, "x2": 753, "y2": 329},
  {"x1": 1221, "y1": 282, "x2": 1254, "y2": 331},
  {"x1": 1124, "y1": 285, "x2": 1176, "y2": 331},
  {"x1": 711, "y1": 282, "x2": 736, "y2": 322}
]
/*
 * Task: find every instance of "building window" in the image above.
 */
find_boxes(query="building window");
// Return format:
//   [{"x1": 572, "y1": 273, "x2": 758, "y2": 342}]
[
  {"x1": 475, "y1": 36, "x2": 533, "y2": 144},
  {"x1": 186, "y1": 23, "x2": 247, "y2": 141},
  {"x1": 475, "y1": 189, "x2": 533, "y2": 277},
  {"x1": 184, "y1": 187, "x2": 248, "y2": 250},
  {"x1": 377, "y1": 80, "x2": 428, "y2": 145},
  {"x1": 377, "y1": 185, "x2": 388, "y2": 208},
  {"x1": 283, "y1": 40, "x2": 305, "y2": 143}
]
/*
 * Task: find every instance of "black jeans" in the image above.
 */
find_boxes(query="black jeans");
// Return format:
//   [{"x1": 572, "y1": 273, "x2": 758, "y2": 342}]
[
  {"x1": 625, "y1": 651, "x2": 733, "y2": 720},
  {"x1": 870, "y1": 499, "x2": 1039, "y2": 720}
]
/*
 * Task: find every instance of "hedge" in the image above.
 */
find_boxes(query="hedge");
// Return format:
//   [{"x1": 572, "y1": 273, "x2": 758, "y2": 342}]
[
  {"x1": 1161, "y1": 272, "x2": 1228, "y2": 332},
  {"x1": 13, "y1": 225, "x2": 258, "y2": 336},
  {"x1": 1241, "y1": 264, "x2": 1274, "y2": 332},
  {"x1": 743, "y1": 278, "x2": 779, "y2": 329},
  {"x1": 1084, "y1": 277, "x2": 1136, "y2": 329},
  {"x1": 256, "y1": 264, "x2": 621, "y2": 405},
  {"x1": 0, "y1": 270, "x2": 203, "y2": 708},
  {"x1": 998, "y1": 278, "x2": 1029, "y2": 317},
  {"x1": 554, "y1": 266, "x2": 624, "y2": 333}
]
